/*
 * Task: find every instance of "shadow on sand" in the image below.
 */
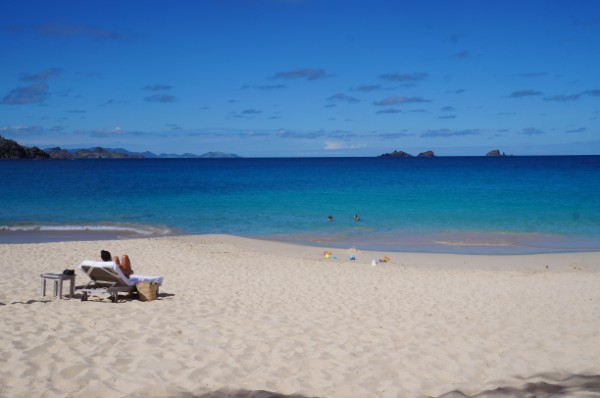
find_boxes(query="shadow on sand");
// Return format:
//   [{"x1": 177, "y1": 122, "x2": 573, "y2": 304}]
[
  {"x1": 160, "y1": 373, "x2": 600, "y2": 398},
  {"x1": 437, "y1": 373, "x2": 600, "y2": 398}
]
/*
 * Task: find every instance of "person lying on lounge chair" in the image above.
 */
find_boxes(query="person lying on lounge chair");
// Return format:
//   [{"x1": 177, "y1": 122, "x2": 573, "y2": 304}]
[{"x1": 100, "y1": 250, "x2": 133, "y2": 277}]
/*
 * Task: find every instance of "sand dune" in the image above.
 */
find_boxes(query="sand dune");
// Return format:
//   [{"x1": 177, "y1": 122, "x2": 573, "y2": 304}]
[{"x1": 0, "y1": 235, "x2": 599, "y2": 397}]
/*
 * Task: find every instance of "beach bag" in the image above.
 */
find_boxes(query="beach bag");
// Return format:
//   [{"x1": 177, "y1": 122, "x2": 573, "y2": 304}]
[{"x1": 137, "y1": 282, "x2": 158, "y2": 302}]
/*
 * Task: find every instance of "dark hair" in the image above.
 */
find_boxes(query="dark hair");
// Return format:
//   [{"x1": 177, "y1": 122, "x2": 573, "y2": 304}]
[{"x1": 100, "y1": 250, "x2": 112, "y2": 261}]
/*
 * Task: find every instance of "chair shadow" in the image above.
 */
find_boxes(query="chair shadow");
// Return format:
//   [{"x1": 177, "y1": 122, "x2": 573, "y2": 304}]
[
  {"x1": 1, "y1": 291, "x2": 176, "y2": 306},
  {"x1": 8, "y1": 299, "x2": 54, "y2": 305}
]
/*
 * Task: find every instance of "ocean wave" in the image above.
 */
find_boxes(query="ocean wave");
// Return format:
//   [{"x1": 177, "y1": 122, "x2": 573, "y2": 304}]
[
  {"x1": 432, "y1": 240, "x2": 514, "y2": 247},
  {"x1": 0, "y1": 222, "x2": 174, "y2": 237}
]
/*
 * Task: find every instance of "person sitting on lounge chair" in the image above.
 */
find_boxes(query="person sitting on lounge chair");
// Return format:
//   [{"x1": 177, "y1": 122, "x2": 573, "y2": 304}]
[{"x1": 100, "y1": 250, "x2": 133, "y2": 277}]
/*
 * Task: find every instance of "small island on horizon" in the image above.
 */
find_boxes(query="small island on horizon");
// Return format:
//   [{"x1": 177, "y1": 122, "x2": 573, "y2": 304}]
[{"x1": 377, "y1": 149, "x2": 511, "y2": 158}]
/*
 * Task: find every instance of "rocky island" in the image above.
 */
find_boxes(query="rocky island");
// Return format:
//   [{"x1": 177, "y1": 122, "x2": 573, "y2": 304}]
[
  {"x1": 377, "y1": 150, "x2": 414, "y2": 158},
  {"x1": 486, "y1": 149, "x2": 510, "y2": 157},
  {"x1": 378, "y1": 150, "x2": 436, "y2": 158}
]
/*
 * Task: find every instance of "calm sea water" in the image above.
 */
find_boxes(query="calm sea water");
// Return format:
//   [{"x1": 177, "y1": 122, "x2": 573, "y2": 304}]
[{"x1": 1, "y1": 157, "x2": 599, "y2": 254}]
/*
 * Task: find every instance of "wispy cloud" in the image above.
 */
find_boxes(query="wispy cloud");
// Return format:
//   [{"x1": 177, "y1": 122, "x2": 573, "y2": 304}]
[
  {"x1": 91, "y1": 127, "x2": 126, "y2": 137},
  {"x1": 452, "y1": 50, "x2": 469, "y2": 59},
  {"x1": 236, "y1": 130, "x2": 270, "y2": 138},
  {"x1": 144, "y1": 94, "x2": 177, "y2": 103},
  {"x1": 144, "y1": 84, "x2": 172, "y2": 91},
  {"x1": 509, "y1": 89, "x2": 542, "y2": 98},
  {"x1": 327, "y1": 93, "x2": 359, "y2": 103},
  {"x1": 0, "y1": 125, "x2": 44, "y2": 135},
  {"x1": 228, "y1": 108, "x2": 263, "y2": 119},
  {"x1": 241, "y1": 109, "x2": 262, "y2": 114},
  {"x1": 421, "y1": 129, "x2": 480, "y2": 138},
  {"x1": 373, "y1": 96, "x2": 431, "y2": 106},
  {"x1": 376, "y1": 108, "x2": 402, "y2": 114},
  {"x1": 34, "y1": 23, "x2": 130, "y2": 40},
  {"x1": 379, "y1": 72, "x2": 428, "y2": 82},
  {"x1": 446, "y1": 33, "x2": 465, "y2": 44},
  {"x1": 583, "y1": 89, "x2": 600, "y2": 96},
  {"x1": 376, "y1": 132, "x2": 414, "y2": 139},
  {"x1": 271, "y1": 68, "x2": 330, "y2": 81},
  {"x1": 521, "y1": 128, "x2": 545, "y2": 135},
  {"x1": 353, "y1": 84, "x2": 382, "y2": 92},
  {"x1": 324, "y1": 140, "x2": 365, "y2": 150},
  {"x1": 242, "y1": 84, "x2": 287, "y2": 90},
  {"x1": 1, "y1": 83, "x2": 49, "y2": 105},
  {"x1": 166, "y1": 123, "x2": 183, "y2": 130},
  {"x1": 565, "y1": 127, "x2": 586, "y2": 133},
  {"x1": 543, "y1": 94, "x2": 581, "y2": 102},
  {"x1": 20, "y1": 68, "x2": 61, "y2": 82},
  {"x1": 275, "y1": 129, "x2": 332, "y2": 140},
  {"x1": 519, "y1": 72, "x2": 548, "y2": 78}
]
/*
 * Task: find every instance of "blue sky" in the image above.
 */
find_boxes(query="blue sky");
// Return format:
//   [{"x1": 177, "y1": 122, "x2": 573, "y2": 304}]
[{"x1": 1, "y1": 0, "x2": 599, "y2": 156}]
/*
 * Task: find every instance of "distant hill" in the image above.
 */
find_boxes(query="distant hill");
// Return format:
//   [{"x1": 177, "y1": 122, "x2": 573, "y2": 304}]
[
  {"x1": 45, "y1": 146, "x2": 241, "y2": 159},
  {"x1": 0, "y1": 136, "x2": 242, "y2": 160},
  {"x1": 197, "y1": 151, "x2": 241, "y2": 159},
  {"x1": 66, "y1": 147, "x2": 241, "y2": 159},
  {"x1": 0, "y1": 135, "x2": 50, "y2": 159}
]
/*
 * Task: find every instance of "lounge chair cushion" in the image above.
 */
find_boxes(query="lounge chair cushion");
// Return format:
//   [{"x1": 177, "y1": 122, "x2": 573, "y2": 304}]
[{"x1": 78, "y1": 260, "x2": 163, "y2": 285}]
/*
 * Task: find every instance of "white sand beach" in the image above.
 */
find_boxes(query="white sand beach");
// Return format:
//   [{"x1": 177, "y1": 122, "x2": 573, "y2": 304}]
[{"x1": 0, "y1": 235, "x2": 599, "y2": 398}]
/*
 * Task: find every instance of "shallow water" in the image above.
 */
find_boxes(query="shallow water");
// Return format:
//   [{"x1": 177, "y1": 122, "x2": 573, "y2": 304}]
[{"x1": 2, "y1": 156, "x2": 599, "y2": 253}]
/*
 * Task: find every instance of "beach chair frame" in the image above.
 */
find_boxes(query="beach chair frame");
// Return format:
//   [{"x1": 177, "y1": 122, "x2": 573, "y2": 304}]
[{"x1": 77, "y1": 262, "x2": 135, "y2": 303}]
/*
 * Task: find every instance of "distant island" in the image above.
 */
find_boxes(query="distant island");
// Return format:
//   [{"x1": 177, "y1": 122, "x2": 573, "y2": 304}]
[
  {"x1": 0, "y1": 135, "x2": 241, "y2": 160},
  {"x1": 378, "y1": 150, "x2": 436, "y2": 158},
  {"x1": 485, "y1": 149, "x2": 511, "y2": 157},
  {"x1": 379, "y1": 149, "x2": 511, "y2": 157}
]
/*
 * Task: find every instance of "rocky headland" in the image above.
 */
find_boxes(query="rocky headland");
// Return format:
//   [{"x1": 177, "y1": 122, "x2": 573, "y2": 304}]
[{"x1": 0, "y1": 136, "x2": 50, "y2": 159}]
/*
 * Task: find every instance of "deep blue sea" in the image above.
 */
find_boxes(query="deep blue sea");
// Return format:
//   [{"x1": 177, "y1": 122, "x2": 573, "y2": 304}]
[{"x1": 1, "y1": 157, "x2": 599, "y2": 254}]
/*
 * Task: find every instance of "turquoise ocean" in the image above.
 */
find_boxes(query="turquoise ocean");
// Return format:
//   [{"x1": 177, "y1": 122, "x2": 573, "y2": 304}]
[{"x1": 1, "y1": 156, "x2": 599, "y2": 254}]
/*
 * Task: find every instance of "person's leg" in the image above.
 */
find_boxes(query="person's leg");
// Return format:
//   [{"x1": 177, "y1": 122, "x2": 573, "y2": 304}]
[
  {"x1": 121, "y1": 254, "x2": 132, "y2": 276},
  {"x1": 113, "y1": 256, "x2": 121, "y2": 266}
]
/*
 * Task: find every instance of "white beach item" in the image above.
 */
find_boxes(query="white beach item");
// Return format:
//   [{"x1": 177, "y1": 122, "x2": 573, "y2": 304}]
[{"x1": 77, "y1": 260, "x2": 163, "y2": 303}]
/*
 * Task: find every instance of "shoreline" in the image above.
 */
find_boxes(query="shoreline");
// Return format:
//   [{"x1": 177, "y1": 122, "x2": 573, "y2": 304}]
[
  {"x1": 1, "y1": 234, "x2": 599, "y2": 397},
  {"x1": 2, "y1": 226, "x2": 600, "y2": 255}
]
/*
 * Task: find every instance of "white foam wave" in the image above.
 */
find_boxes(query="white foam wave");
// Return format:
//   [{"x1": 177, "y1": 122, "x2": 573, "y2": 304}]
[
  {"x1": 432, "y1": 240, "x2": 514, "y2": 247},
  {"x1": 0, "y1": 223, "x2": 173, "y2": 236}
]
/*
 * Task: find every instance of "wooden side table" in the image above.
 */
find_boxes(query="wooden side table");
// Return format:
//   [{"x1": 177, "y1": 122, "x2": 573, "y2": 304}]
[{"x1": 40, "y1": 273, "x2": 76, "y2": 299}]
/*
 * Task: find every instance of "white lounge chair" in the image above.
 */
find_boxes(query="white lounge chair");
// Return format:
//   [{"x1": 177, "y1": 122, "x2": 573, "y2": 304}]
[{"x1": 77, "y1": 260, "x2": 163, "y2": 303}]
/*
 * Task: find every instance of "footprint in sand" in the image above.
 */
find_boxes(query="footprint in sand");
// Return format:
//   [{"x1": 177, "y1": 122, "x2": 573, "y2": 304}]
[{"x1": 60, "y1": 364, "x2": 86, "y2": 379}]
